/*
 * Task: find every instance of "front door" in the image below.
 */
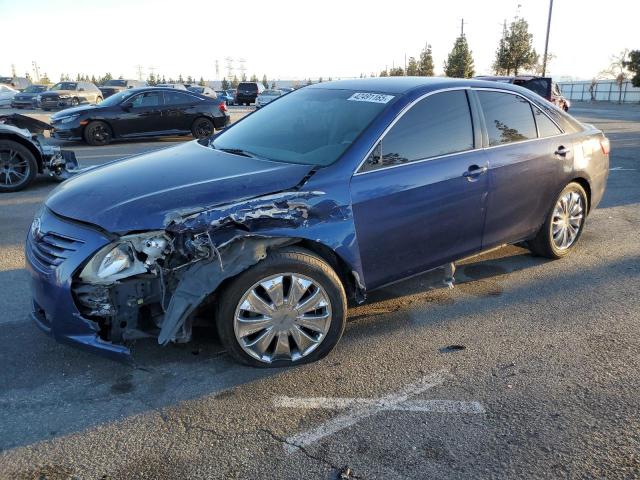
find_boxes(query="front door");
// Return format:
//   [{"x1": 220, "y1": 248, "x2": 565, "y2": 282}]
[
  {"x1": 350, "y1": 90, "x2": 489, "y2": 289},
  {"x1": 117, "y1": 90, "x2": 164, "y2": 137}
]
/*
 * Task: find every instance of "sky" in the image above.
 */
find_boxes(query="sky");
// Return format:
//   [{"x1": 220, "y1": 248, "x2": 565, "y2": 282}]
[{"x1": 0, "y1": 0, "x2": 636, "y2": 83}]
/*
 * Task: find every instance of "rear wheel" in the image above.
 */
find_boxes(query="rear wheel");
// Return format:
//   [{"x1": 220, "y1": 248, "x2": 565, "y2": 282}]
[
  {"x1": 71, "y1": 98, "x2": 79, "y2": 107},
  {"x1": 217, "y1": 248, "x2": 347, "y2": 367},
  {"x1": 528, "y1": 182, "x2": 588, "y2": 258},
  {"x1": 0, "y1": 140, "x2": 37, "y2": 192},
  {"x1": 191, "y1": 117, "x2": 214, "y2": 139},
  {"x1": 84, "y1": 120, "x2": 113, "y2": 146}
]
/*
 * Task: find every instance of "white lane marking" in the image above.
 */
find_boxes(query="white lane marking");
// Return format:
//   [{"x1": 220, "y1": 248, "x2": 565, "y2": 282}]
[
  {"x1": 273, "y1": 370, "x2": 485, "y2": 453},
  {"x1": 275, "y1": 397, "x2": 485, "y2": 414}
]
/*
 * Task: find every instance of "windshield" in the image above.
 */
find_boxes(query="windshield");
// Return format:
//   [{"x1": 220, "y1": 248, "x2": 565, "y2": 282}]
[
  {"x1": 98, "y1": 89, "x2": 135, "y2": 106},
  {"x1": 51, "y1": 82, "x2": 77, "y2": 91},
  {"x1": 213, "y1": 88, "x2": 393, "y2": 166},
  {"x1": 104, "y1": 79, "x2": 127, "y2": 87},
  {"x1": 24, "y1": 85, "x2": 46, "y2": 93},
  {"x1": 188, "y1": 87, "x2": 204, "y2": 93}
]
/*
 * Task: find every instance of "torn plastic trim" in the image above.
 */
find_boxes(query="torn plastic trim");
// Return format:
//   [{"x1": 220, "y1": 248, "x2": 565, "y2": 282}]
[{"x1": 158, "y1": 236, "x2": 294, "y2": 345}]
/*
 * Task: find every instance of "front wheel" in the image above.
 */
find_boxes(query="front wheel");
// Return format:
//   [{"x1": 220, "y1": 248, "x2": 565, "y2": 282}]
[
  {"x1": 528, "y1": 182, "x2": 588, "y2": 259},
  {"x1": 84, "y1": 120, "x2": 113, "y2": 146},
  {"x1": 217, "y1": 248, "x2": 347, "y2": 367},
  {"x1": 71, "y1": 98, "x2": 79, "y2": 107},
  {"x1": 0, "y1": 140, "x2": 38, "y2": 192}
]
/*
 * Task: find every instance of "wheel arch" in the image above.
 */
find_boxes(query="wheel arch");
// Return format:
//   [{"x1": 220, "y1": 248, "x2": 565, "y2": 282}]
[
  {"x1": 83, "y1": 118, "x2": 116, "y2": 140},
  {"x1": 569, "y1": 177, "x2": 592, "y2": 213},
  {"x1": 0, "y1": 133, "x2": 44, "y2": 172}
]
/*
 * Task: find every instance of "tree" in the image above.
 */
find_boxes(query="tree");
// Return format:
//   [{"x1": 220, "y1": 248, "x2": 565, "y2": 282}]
[
  {"x1": 91, "y1": 75, "x2": 97, "y2": 85},
  {"x1": 221, "y1": 77, "x2": 230, "y2": 90},
  {"x1": 601, "y1": 49, "x2": 631, "y2": 103},
  {"x1": 444, "y1": 35, "x2": 475, "y2": 78},
  {"x1": 306, "y1": 78, "x2": 313, "y2": 85},
  {"x1": 379, "y1": 69, "x2": 388, "y2": 77},
  {"x1": 147, "y1": 73, "x2": 156, "y2": 86},
  {"x1": 493, "y1": 17, "x2": 538, "y2": 75},
  {"x1": 271, "y1": 81, "x2": 276, "y2": 89},
  {"x1": 262, "y1": 74, "x2": 268, "y2": 88},
  {"x1": 389, "y1": 67, "x2": 404, "y2": 76},
  {"x1": 624, "y1": 50, "x2": 640, "y2": 87},
  {"x1": 186, "y1": 75, "x2": 193, "y2": 84},
  {"x1": 178, "y1": 74, "x2": 184, "y2": 84},
  {"x1": 418, "y1": 43, "x2": 434, "y2": 76},
  {"x1": 406, "y1": 57, "x2": 419, "y2": 76},
  {"x1": 231, "y1": 75, "x2": 239, "y2": 88},
  {"x1": 198, "y1": 76, "x2": 205, "y2": 86},
  {"x1": 40, "y1": 73, "x2": 51, "y2": 84}
]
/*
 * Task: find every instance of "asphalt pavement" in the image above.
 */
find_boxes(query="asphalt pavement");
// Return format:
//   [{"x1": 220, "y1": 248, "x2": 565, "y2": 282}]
[{"x1": 0, "y1": 102, "x2": 639, "y2": 479}]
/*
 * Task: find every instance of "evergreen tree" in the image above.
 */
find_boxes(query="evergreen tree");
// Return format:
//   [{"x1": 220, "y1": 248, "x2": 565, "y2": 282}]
[
  {"x1": 221, "y1": 77, "x2": 230, "y2": 90},
  {"x1": 494, "y1": 17, "x2": 538, "y2": 75},
  {"x1": 624, "y1": 50, "x2": 640, "y2": 87},
  {"x1": 91, "y1": 75, "x2": 97, "y2": 84},
  {"x1": 241, "y1": 73, "x2": 247, "y2": 81},
  {"x1": 389, "y1": 67, "x2": 404, "y2": 76},
  {"x1": 306, "y1": 78, "x2": 313, "y2": 85},
  {"x1": 318, "y1": 77, "x2": 323, "y2": 83},
  {"x1": 444, "y1": 35, "x2": 475, "y2": 78},
  {"x1": 198, "y1": 76, "x2": 205, "y2": 86},
  {"x1": 271, "y1": 81, "x2": 276, "y2": 89},
  {"x1": 379, "y1": 69, "x2": 388, "y2": 77},
  {"x1": 40, "y1": 73, "x2": 51, "y2": 84},
  {"x1": 162, "y1": 75, "x2": 166, "y2": 84},
  {"x1": 178, "y1": 74, "x2": 184, "y2": 84},
  {"x1": 231, "y1": 75, "x2": 240, "y2": 88},
  {"x1": 262, "y1": 74, "x2": 269, "y2": 88},
  {"x1": 418, "y1": 43, "x2": 435, "y2": 76},
  {"x1": 406, "y1": 57, "x2": 419, "y2": 76},
  {"x1": 187, "y1": 75, "x2": 193, "y2": 84}
]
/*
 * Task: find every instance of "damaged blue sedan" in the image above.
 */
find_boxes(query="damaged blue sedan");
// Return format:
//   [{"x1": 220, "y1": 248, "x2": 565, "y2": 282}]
[{"x1": 26, "y1": 78, "x2": 609, "y2": 367}]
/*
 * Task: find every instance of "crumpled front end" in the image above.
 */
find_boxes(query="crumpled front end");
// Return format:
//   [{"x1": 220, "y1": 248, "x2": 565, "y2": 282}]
[{"x1": 28, "y1": 188, "x2": 359, "y2": 361}]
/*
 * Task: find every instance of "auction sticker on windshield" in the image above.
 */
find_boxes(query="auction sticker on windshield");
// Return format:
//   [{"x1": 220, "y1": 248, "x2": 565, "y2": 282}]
[{"x1": 347, "y1": 92, "x2": 395, "y2": 103}]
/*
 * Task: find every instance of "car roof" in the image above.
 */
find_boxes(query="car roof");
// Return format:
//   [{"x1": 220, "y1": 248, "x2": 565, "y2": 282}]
[{"x1": 307, "y1": 77, "x2": 534, "y2": 95}]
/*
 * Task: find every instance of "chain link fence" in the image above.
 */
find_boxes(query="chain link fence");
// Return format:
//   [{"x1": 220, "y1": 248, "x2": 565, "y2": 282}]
[{"x1": 557, "y1": 80, "x2": 640, "y2": 104}]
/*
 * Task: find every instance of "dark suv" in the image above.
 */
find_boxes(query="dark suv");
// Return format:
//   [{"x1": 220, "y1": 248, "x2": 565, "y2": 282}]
[
  {"x1": 99, "y1": 79, "x2": 147, "y2": 99},
  {"x1": 39, "y1": 82, "x2": 103, "y2": 110},
  {"x1": 235, "y1": 82, "x2": 265, "y2": 105}
]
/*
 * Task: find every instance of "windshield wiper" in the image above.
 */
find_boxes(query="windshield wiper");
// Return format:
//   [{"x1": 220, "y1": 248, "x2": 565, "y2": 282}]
[{"x1": 219, "y1": 148, "x2": 257, "y2": 158}]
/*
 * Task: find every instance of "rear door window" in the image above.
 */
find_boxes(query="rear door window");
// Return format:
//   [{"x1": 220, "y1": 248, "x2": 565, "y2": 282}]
[
  {"x1": 164, "y1": 91, "x2": 198, "y2": 105},
  {"x1": 532, "y1": 105, "x2": 563, "y2": 137},
  {"x1": 362, "y1": 90, "x2": 474, "y2": 172},
  {"x1": 477, "y1": 91, "x2": 537, "y2": 146},
  {"x1": 130, "y1": 91, "x2": 163, "y2": 107}
]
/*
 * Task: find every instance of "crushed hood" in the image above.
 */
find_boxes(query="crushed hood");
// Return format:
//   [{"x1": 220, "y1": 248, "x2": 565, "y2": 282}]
[{"x1": 45, "y1": 141, "x2": 315, "y2": 233}]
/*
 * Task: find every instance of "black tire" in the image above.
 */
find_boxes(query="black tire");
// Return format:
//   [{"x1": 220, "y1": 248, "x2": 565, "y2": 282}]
[
  {"x1": 216, "y1": 247, "x2": 347, "y2": 368},
  {"x1": 0, "y1": 140, "x2": 38, "y2": 192},
  {"x1": 191, "y1": 117, "x2": 214, "y2": 139},
  {"x1": 83, "y1": 120, "x2": 113, "y2": 146},
  {"x1": 71, "y1": 98, "x2": 79, "y2": 107},
  {"x1": 528, "y1": 182, "x2": 588, "y2": 259}
]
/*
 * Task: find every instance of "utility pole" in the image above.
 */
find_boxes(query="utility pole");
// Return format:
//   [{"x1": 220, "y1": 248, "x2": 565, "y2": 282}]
[
  {"x1": 542, "y1": 0, "x2": 553, "y2": 76},
  {"x1": 31, "y1": 61, "x2": 40, "y2": 82},
  {"x1": 460, "y1": 18, "x2": 465, "y2": 36},
  {"x1": 11, "y1": 64, "x2": 16, "y2": 77},
  {"x1": 238, "y1": 58, "x2": 247, "y2": 79},
  {"x1": 224, "y1": 57, "x2": 234, "y2": 78},
  {"x1": 215, "y1": 60, "x2": 219, "y2": 79},
  {"x1": 135, "y1": 64, "x2": 144, "y2": 81},
  {"x1": 404, "y1": 53, "x2": 407, "y2": 75}
]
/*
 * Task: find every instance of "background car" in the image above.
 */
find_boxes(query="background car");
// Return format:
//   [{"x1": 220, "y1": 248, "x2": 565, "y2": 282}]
[
  {"x1": 226, "y1": 89, "x2": 237, "y2": 105},
  {"x1": 279, "y1": 87, "x2": 294, "y2": 94},
  {"x1": 0, "y1": 85, "x2": 19, "y2": 107},
  {"x1": 188, "y1": 86, "x2": 217, "y2": 97},
  {"x1": 99, "y1": 79, "x2": 147, "y2": 99},
  {"x1": 214, "y1": 90, "x2": 234, "y2": 105},
  {"x1": 0, "y1": 76, "x2": 31, "y2": 91},
  {"x1": 49, "y1": 87, "x2": 230, "y2": 146},
  {"x1": 475, "y1": 75, "x2": 570, "y2": 111},
  {"x1": 10, "y1": 85, "x2": 48, "y2": 109},
  {"x1": 255, "y1": 89, "x2": 282, "y2": 108},
  {"x1": 235, "y1": 81, "x2": 264, "y2": 105},
  {"x1": 155, "y1": 83, "x2": 187, "y2": 90},
  {"x1": 39, "y1": 81, "x2": 102, "y2": 110}
]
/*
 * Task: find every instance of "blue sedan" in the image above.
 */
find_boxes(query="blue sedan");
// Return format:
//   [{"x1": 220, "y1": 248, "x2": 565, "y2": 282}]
[{"x1": 25, "y1": 78, "x2": 609, "y2": 367}]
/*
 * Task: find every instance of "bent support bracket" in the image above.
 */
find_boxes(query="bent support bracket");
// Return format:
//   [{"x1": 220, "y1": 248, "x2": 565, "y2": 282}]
[{"x1": 158, "y1": 236, "x2": 292, "y2": 345}]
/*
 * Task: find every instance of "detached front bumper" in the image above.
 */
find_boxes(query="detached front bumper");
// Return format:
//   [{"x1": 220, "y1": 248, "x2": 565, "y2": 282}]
[{"x1": 25, "y1": 208, "x2": 132, "y2": 362}]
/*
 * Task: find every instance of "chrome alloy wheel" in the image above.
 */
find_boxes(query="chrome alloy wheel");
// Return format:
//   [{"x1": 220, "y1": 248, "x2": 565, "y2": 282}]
[
  {"x1": 233, "y1": 273, "x2": 332, "y2": 363},
  {"x1": 0, "y1": 148, "x2": 30, "y2": 187},
  {"x1": 552, "y1": 191, "x2": 584, "y2": 250}
]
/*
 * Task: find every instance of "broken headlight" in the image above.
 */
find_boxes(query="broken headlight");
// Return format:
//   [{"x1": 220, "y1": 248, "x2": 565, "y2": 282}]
[
  {"x1": 98, "y1": 244, "x2": 134, "y2": 279},
  {"x1": 79, "y1": 232, "x2": 171, "y2": 283}
]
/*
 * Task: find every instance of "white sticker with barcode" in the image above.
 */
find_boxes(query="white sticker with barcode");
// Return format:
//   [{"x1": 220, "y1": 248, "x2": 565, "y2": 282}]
[{"x1": 347, "y1": 92, "x2": 394, "y2": 103}]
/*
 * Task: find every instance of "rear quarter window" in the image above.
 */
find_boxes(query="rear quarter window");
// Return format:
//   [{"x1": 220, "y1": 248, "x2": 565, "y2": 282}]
[{"x1": 477, "y1": 91, "x2": 537, "y2": 146}]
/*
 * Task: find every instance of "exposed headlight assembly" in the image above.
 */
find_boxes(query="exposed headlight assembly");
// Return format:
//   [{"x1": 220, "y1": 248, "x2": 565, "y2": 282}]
[
  {"x1": 57, "y1": 114, "x2": 80, "y2": 124},
  {"x1": 79, "y1": 232, "x2": 171, "y2": 283}
]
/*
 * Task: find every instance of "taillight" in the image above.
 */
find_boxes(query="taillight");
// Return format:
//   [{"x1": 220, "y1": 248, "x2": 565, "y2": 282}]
[
  {"x1": 600, "y1": 137, "x2": 610, "y2": 155},
  {"x1": 219, "y1": 101, "x2": 227, "y2": 113}
]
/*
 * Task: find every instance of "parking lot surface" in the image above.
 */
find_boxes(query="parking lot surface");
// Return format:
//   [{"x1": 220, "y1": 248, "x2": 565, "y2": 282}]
[{"x1": 0, "y1": 102, "x2": 639, "y2": 479}]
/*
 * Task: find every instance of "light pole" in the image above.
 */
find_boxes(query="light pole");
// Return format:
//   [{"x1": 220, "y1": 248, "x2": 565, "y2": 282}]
[{"x1": 542, "y1": 0, "x2": 553, "y2": 76}]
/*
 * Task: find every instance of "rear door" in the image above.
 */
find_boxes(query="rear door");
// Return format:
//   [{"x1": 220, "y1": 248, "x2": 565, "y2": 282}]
[
  {"x1": 161, "y1": 91, "x2": 201, "y2": 133},
  {"x1": 475, "y1": 89, "x2": 566, "y2": 248},
  {"x1": 350, "y1": 89, "x2": 489, "y2": 289},
  {"x1": 116, "y1": 90, "x2": 164, "y2": 136}
]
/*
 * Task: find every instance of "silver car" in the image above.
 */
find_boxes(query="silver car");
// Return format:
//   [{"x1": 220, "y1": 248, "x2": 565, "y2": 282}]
[{"x1": 255, "y1": 89, "x2": 282, "y2": 108}]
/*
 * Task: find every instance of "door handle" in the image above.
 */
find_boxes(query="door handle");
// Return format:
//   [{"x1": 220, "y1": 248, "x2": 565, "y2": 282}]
[
  {"x1": 555, "y1": 146, "x2": 570, "y2": 156},
  {"x1": 463, "y1": 165, "x2": 488, "y2": 179}
]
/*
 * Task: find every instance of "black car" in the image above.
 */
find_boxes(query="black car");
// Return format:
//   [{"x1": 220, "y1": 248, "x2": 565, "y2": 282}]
[
  {"x1": 235, "y1": 81, "x2": 265, "y2": 105},
  {"x1": 99, "y1": 79, "x2": 147, "y2": 99},
  {"x1": 49, "y1": 87, "x2": 230, "y2": 146},
  {"x1": 10, "y1": 85, "x2": 48, "y2": 109}
]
